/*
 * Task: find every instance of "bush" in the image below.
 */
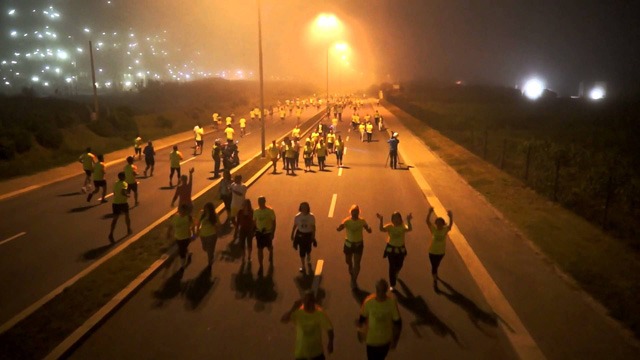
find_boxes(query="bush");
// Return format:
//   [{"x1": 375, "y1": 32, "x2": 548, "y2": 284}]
[
  {"x1": 0, "y1": 136, "x2": 16, "y2": 160},
  {"x1": 34, "y1": 122, "x2": 63, "y2": 149},
  {"x1": 87, "y1": 118, "x2": 116, "y2": 137},
  {"x1": 10, "y1": 128, "x2": 32, "y2": 153},
  {"x1": 155, "y1": 115, "x2": 173, "y2": 129}
]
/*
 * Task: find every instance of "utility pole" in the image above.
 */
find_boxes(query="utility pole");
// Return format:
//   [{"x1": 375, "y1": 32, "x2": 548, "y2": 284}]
[
  {"x1": 258, "y1": 0, "x2": 266, "y2": 157},
  {"x1": 89, "y1": 41, "x2": 99, "y2": 121}
]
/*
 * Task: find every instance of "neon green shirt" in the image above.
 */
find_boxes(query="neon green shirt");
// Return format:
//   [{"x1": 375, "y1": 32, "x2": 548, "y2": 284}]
[
  {"x1": 173, "y1": 214, "x2": 193, "y2": 240},
  {"x1": 124, "y1": 163, "x2": 137, "y2": 184},
  {"x1": 428, "y1": 225, "x2": 450, "y2": 255},
  {"x1": 360, "y1": 294, "x2": 400, "y2": 346},
  {"x1": 112, "y1": 180, "x2": 128, "y2": 204},
  {"x1": 383, "y1": 224, "x2": 408, "y2": 247},
  {"x1": 93, "y1": 162, "x2": 105, "y2": 181},
  {"x1": 253, "y1": 207, "x2": 276, "y2": 233},
  {"x1": 170, "y1": 150, "x2": 182, "y2": 168},
  {"x1": 199, "y1": 217, "x2": 218, "y2": 237},
  {"x1": 342, "y1": 217, "x2": 369, "y2": 244},
  {"x1": 80, "y1": 152, "x2": 96, "y2": 170},
  {"x1": 291, "y1": 306, "x2": 333, "y2": 359}
]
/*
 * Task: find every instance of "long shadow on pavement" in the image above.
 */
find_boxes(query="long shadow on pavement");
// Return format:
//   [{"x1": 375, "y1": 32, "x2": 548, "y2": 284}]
[
  {"x1": 395, "y1": 279, "x2": 463, "y2": 347},
  {"x1": 184, "y1": 266, "x2": 217, "y2": 310},
  {"x1": 81, "y1": 243, "x2": 114, "y2": 261},
  {"x1": 233, "y1": 260, "x2": 254, "y2": 299},
  {"x1": 253, "y1": 263, "x2": 278, "y2": 312},
  {"x1": 434, "y1": 278, "x2": 499, "y2": 336},
  {"x1": 58, "y1": 191, "x2": 82, "y2": 197},
  {"x1": 68, "y1": 204, "x2": 100, "y2": 213},
  {"x1": 152, "y1": 267, "x2": 185, "y2": 308}
]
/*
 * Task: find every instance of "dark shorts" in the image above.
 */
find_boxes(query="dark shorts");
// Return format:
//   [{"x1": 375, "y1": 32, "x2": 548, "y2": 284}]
[
  {"x1": 256, "y1": 232, "x2": 273, "y2": 249},
  {"x1": 127, "y1": 182, "x2": 138, "y2": 193},
  {"x1": 84, "y1": 169, "x2": 92, "y2": 177},
  {"x1": 196, "y1": 140, "x2": 203, "y2": 147},
  {"x1": 135, "y1": 147, "x2": 141, "y2": 154},
  {"x1": 93, "y1": 179, "x2": 107, "y2": 188},
  {"x1": 295, "y1": 231, "x2": 314, "y2": 257},
  {"x1": 318, "y1": 156, "x2": 326, "y2": 162},
  {"x1": 145, "y1": 158, "x2": 155, "y2": 166},
  {"x1": 343, "y1": 241, "x2": 364, "y2": 256},
  {"x1": 112, "y1": 202, "x2": 129, "y2": 215}
]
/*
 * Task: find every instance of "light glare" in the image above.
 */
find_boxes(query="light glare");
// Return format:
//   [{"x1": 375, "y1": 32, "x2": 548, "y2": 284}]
[{"x1": 523, "y1": 78, "x2": 545, "y2": 100}]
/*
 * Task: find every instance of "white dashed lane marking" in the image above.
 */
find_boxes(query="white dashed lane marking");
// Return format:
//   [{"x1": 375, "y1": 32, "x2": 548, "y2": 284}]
[{"x1": 0, "y1": 232, "x2": 26, "y2": 246}]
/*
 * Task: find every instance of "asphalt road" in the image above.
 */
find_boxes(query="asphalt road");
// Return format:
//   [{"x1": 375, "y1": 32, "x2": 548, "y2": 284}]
[
  {"x1": 0, "y1": 106, "x2": 319, "y2": 326},
  {"x1": 69, "y1": 105, "x2": 517, "y2": 359}
]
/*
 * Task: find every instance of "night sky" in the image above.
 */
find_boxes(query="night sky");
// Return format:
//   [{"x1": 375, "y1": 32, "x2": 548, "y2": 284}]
[{"x1": 2, "y1": 0, "x2": 639, "y2": 96}]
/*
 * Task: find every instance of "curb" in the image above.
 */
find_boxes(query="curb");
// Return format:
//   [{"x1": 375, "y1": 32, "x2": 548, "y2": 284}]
[{"x1": 42, "y1": 113, "x2": 325, "y2": 359}]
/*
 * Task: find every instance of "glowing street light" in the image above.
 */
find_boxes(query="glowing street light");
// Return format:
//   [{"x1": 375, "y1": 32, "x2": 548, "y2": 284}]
[
  {"x1": 312, "y1": 13, "x2": 343, "y2": 117},
  {"x1": 589, "y1": 86, "x2": 605, "y2": 100},
  {"x1": 523, "y1": 78, "x2": 545, "y2": 100}
]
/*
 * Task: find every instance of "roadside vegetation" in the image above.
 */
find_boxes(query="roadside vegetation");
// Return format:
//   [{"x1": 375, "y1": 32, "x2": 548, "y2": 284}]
[
  {"x1": 0, "y1": 79, "x2": 316, "y2": 180},
  {"x1": 385, "y1": 84, "x2": 640, "y2": 339}
]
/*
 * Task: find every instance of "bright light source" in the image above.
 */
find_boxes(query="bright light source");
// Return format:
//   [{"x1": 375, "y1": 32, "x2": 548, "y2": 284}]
[
  {"x1": 589, "y1": 87, "x2": 605, "y2": 100},
  {"x1": 8, "y1": 9, "x2": 16, "y2": 15},
  {"x1": 31, "y1": 76, "x2": 39, "y2": 82},
  {"x1": 523, "y1": 78, "x2": 545, "y2": 100},
  {"x1": 10, "y1": 30, "x2": 17, "y2": 37},
  {"x1": 57, "y1": 50, "x2": 68, "y2": 60}
]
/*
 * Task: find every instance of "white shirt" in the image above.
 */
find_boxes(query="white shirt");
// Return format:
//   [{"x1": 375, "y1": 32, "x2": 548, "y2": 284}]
[
  {"x1": 294, "y1": 212, "x2": 316, "y2": 234},
  {"x1": 230, "y1": 182, "x2": 247, "y2": 208}
]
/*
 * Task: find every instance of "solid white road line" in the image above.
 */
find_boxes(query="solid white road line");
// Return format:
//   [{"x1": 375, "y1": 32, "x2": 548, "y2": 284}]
[
  {"x1": 180, "y1": 157, "x2": 196, "y2": 165},
  {"x1": 343, "y1": 147, "x2": 347, "y2": 155},
  {"x1": 0, "y1": 232, "x2": 26, "y2": 246},
  {"x1": 338, "y1": 167, "x2": 343, "y2": 177},
  {"x1": 346, "y1": 136, "x2": 350, "y2": 142},
  {"x1": 328, "y1": 194, "x2": 337, "y2": 218},
  {"x1": 98, "y1": 193, "x2": 114, "y2": 201}
]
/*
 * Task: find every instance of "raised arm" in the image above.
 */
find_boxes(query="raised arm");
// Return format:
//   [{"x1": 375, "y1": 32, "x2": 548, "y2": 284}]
[
  {"x1": 376, "y1": 213, "x2": 385, "y2": 231},
  {"x1": 447, "y1": 210, "x2": 454, "y2": 230},
  {"x1": 188, "y1": 167, "x2": 194, "y2": 186}
]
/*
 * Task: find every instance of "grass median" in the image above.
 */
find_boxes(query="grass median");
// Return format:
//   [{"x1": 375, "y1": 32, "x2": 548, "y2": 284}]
[{"x1": 384, "y1": 100, "x2": 640, "y2": 340}]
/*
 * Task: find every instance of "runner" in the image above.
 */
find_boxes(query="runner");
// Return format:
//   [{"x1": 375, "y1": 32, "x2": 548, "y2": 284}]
[
  {"x1": 337, "y1": 205, "x2": 372, "y2": 289},
  {"x1": 171, "y1": 167, "x2": 194, "y2": 213},
  {"x1": 268, "y1": 140, "x2": 280, "y2": 173},
  {"x1": 108, "y1": 171, "x2": 131, "y2": 243},
  {"x1": 229, "y1": 174, "x2": 248, "y2": 227},
  {"x1": 326, "y1": 129, "x2": 336, "y2": 154},
  {"x1": 212, "y1": 112, "x2": 219, "y2": 129},
  {"x1": 224, "y1": 124, "x2": 235, "y2": 142},
  {"x1": 335, "y1": 135, "x2": 344, "y2": 168},
  {"x1": 225, "y1": 116, "x2": 233, "y2": 126},
  {"x1": 303, "y1": 140, "x2": 314, "y2": 172},
  {"x1": 124, "y1": 156, "x2": 139, "y2": 206},
  {"x1": 197, "y1": 202, "x2": 221, "y2": 268},
  {"x1": 387, "y1": 133, "x2": 399, "y2": 169},
  {"x1": 239, "y1": 117, "x2": 247, "y2": 137},
  {"x1": 285, "y1": 139, "x2": 297, "y2": 175},
  {"x1": 219, "y1": 170, "x2": 233, "y2": 224},
  {"x1": 279, "y1": 106, "x2": 286, "y2": 121},
  {"x1": 376, "y1": 211, "x2": 413, "y2": 291},
  {"x1": 253, "y1": 196, "x2": 276, "y2": 269},
  {"x1": 87, "y1": 154, "x2": 107, "y2": 203},
  {"x1": 359, "y1": 121, "x2": 366, "y2": 142},
  {"x1": 234, "y1": 199, "x2": 255, "y2": 261},
  {"x1": 194, "y1": 124, "x2": 204, "y2": 155},
  {"x1": 281, "y1": 291, "x2": 334, "y2": 360},
  {"x1": 426, "y1": 207, "x2": 454, "y2": 284},
  {"x1": 291, "y1": 202, "x2": 317, "y2": 275},
  {"x1": 143, "y1": 141, "x2": 155, "y2": 177},
  {"x1": 316, "y1": 138, "x2": 327, "y2": 171},
  {"x1": 169, "y1": 145, "x2": 183, "y2": 187},
  {"x1": 133, "y1": 134, "x2": 143, "y2": 160},
  {"x1": 78, "y1": 147, "x2": 97, "y2": 193},
  {"x1": 357, "y1": 279, "x2": 402, "y2": 360},
  {"x1": 212, "y1": 139, "x2": 222, "y2": 179},
  {"x1": 366, "y1": 121, "x2": 374, "y2": 142},
  {"x1": 292, "y1": 125, "x2": 301, "y2": 141},
  {"x1": 169, "y1": 204, "x2": 195, "y2": 270}
]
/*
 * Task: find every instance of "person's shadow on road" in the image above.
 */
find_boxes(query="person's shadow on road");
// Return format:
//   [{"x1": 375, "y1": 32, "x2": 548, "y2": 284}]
[
  {"x1": 254, "y1": 263, "x2": 278, "y2": 312},
  {"x1": 219, "y1": 236, "x2": 244, "y2": 262},
  {"x1": 395, "y1": 279, "x2": 462, "y2": 347},
  {"x1": 434, "y1": 278, "x2": 499, "y2": 335},
  {"x1": 81, "y1": 243, "x2": 114, "y2": 261},
  {"x1": 233, "y1": 260, "x2": 254, "y2": 299},
  {"x1": 184, "y1": 266, "x2": 217, "y2": 310},
  {"x1": 152, "y1": 266, "x2": 185, "y2": 308},
  {"x1": 351, "y1": 287, "x2": 371, "y2": 305}
]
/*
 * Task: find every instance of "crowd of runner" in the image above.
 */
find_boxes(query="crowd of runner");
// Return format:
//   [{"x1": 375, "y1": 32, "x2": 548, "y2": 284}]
[{"x1": 77, "y1": 95, "x2": 453, "y2": 360}]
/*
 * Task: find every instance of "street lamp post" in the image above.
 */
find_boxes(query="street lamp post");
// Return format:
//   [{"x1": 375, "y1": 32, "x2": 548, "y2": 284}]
[
  {"x1": 258, "y1": 0, "x2": 266, "y2": 157},
  {"x1": 326, "y1": 46, "x2": 330, "y2": 119}
]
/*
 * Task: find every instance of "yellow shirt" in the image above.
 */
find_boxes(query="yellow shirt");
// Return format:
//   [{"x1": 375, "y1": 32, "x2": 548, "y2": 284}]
[
  {"x1": 291, "y1": 306, "x2": 333, "y2": 359},
  {"x1": 172, "y1": 214, "x2": 193, "y2": 240},
  {"x1": 383, "y1": 224, "x2": 408, "y2": 247},
  {"x1": 268, "y1": 144, "x2": 280, "y2": 159},
  {"x1": 80, "y1": 152, "x2": 96, "y2": 170},
  {"x1": 195, "y1": 127, "x2": 204, "y2": 141},
  {"x1": 124, "y1": 163, "x2": 137, "y2": 184},
  {"x1": 225, "y1": 117, "x2": 232, "y2": 126},
  {"x1": 342, "y1": 218, "x2": 369, "y2": 244},
  {"x1": 112, "y1": 180, "x2": 128, "y2": 204},
  {"x1": 326, "y1": 133, "x2": 335, "y2": 144},
  {"x1": 199, "y1": 217, "x2": 218, "y2": 237},
  {"x1": 253, "y1": 207, "x2": 276, "y2": 233},
  {"x1": 360, "y1": 294, "x2": 400, "y2": 346},
  {"x1": 224, "y1": 127, "x2": 235, "y2": 140},
  {"x1": 429, "y1": 225, "x2": 450, "y2": 255},
  {"x1": 239, "y1": 118, "x2": 246, "y2": 128},
  {"x1": 315, "y1": 143, "x2": 327, "y2": 157},
  {"x1": 93, "y1": 162, "x2": 105, "y2": 181},
  {"x1": 335, "y1": 140, "x2": 344, "y2": 151},
  {"x1": 134, "y1": 137, "x2": 143, "y2": 148},
  {"x1": 170, "y1": 151, "x2": 182, "y2": 168}
]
